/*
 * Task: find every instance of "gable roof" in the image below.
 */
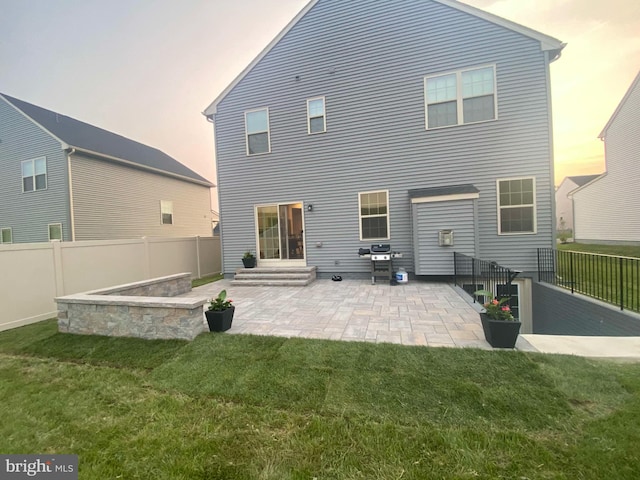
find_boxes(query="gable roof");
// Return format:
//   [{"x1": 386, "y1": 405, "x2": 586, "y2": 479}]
[
  {"x1": 1, "y1": 93, "x2": 213, "y2": 187},
  {"x1": 203, "y1": 0, "x2": 565, "y2": 117},
  {"x1": 599, "y1": 70, "x2": 640, "y2": 139},
  {"x1": 567, "y1": 174, "x2": 602, "y2": 187}
]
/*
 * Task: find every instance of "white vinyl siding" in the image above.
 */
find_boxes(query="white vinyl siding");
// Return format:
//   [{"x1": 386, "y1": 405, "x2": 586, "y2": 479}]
[
  {"x1": 497, "y1": 177, "x2": 537, "y2": 235},
  {"x1": 1, "y1": 228, "x2": 12, "y2": 244},
  {"x1": 245, "y1": 108, "x2": 270, "y2": 155},
  {"x1": 425, "y1": 65, "x2": 496, "y2": 129},
  {"x1": 48, "y1": 223, "x2": 62, "y2": 241},
  {"x1": 21, "y1": 156, "x2": 47, "y2": 192},
  {"x1": 359, "y1": 190, "x2": 390, "y2": 241},
  {"x1": 161, "y1": 200, "x2": 173, "y2": 225},
  {"x1": 307, "y1": 97, "x2": 326, "y2": 134}
]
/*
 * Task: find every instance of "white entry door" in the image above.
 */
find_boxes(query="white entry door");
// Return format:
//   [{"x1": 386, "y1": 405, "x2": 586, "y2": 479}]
[{"x1": 255, "y1": 202, "x2": 306, "y2": 266}]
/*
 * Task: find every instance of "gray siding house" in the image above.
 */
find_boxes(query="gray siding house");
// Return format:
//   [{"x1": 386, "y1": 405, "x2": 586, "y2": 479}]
[
  {"x1": 0, "y1": 93, "x2": 214, "y2": 243},
  {"x1": 204, "y1": 0, "x2": 564, "y2": 279}
]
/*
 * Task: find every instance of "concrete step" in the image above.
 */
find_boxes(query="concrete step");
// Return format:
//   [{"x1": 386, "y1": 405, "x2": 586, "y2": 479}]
[
  {"x1": 231, "y1": 278, "x2": 314, "y2": 287},
  {"x1": 232, "y1": 266, "x2": 316, "y2": 287}
]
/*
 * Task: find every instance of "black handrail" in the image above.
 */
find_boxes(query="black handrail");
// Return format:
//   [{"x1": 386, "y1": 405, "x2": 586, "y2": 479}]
[
  {"x1": 537, "y1": 248, "x2": 640, "y2": 313},
  {"x1": 453, "y1": 252, "x2": 520, "y2": 312}
]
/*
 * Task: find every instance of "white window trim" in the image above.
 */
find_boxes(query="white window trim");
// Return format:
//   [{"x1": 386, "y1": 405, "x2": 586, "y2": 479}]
[
  {"x1": 1, "y1": 227, "x2": 12, "y2": 244},
  {"x1": 21, "y1": 156, "x2": 48, "y2": 193},
  {"x1": 358, "y1": 189, "x2": 391, "y2": 241},
  {"x1": 48, "y1": 223, "x2": 62, "y2": 241},
  {"x1": 307, "y1": 96, "x2": 326, "y2": 134},
  {"x1": 496, "y1": 176, "x2": 537, "y2": 235},
  {"x1": 424, "y1": 64, "x2": 498, "y2": 130},
  {"x1": 245, "y1": 107, "x2": 271, "y2": 156},
  {"x1": 161, "y1": 200, "x2": 173, "y2": 225}
]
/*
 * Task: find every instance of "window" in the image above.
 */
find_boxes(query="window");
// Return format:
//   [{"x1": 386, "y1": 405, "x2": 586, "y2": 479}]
[
  {"x1": 48, "y1": 223, "x2": 62, "y2": 241},
  {"x1": 161, "y1": 200, "x2": 173, "y2": 225},
  {"x1": 22, "y1": 157, "x2": 47, "y2": 192},
  {"x1": 1, "y1": 228, "x2": 12, "y2": 244},
  {"x1": 245, "y1": 108, "x2": 270, "y2": 155},
  {"x1": 425, "y1": 65, "x2": 496, "y2": 128},
  {"x1": 307, "y1": 97, "x2": 326, "y2": 134},
  {"x1": 359, "y1": 190, "x2": 389, "y2": 240},
  {"x1": 497, "y1": 177, "x2": 536, "y2": 234}
]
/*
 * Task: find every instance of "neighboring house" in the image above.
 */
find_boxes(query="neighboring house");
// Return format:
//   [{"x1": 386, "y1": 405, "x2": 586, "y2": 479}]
[
  {"x1": 203, "y1": 0, "x2": 564, "y2": 279},
  {"x1": 555, "y1": 175, "x2": 601, "y2": 232},
  {"x1": 571, "y1": 70, "x2": 640, "y2": 245},
  {"x1": 0, "y1": 93, "x2": 214, "y2": 243}
]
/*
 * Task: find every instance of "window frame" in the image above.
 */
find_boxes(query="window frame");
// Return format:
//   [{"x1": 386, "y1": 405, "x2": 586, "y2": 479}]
[
  {"x1": 1, "y1": 228, "x2": 12, "y2": 244},
  {"x1": 21, "y1": 156, "x2": 48, "y2": 193},
  {"x1": 424, "y1": 64, "x2": 497, "y2": 130},
  {"x1": 48, "y1": 223, "x2": 62, "y2": 241},
  {"x1": 496, "y1": 176, "x2": 537, "y2": 235},
  {"x1": 307, "y1": 96, "x2": 326, "y2": 134},
  {"x1": 244, "y1": 107, "x2": 271, "y2": 156},
  {"x1": 160, "y1": 200, "x2": 173, "y2": 225},
  {"x1": 358, "y1": 190, "x2": 390, "y2": 241}
]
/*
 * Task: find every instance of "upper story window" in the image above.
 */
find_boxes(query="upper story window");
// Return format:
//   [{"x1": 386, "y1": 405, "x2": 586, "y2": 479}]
[
  {"x1": 48, "y1": 223, "x2": 62, "y2": 241},
  {"x1": 161, "y1": 200, "x2": 173, "y2": 225},
  {"x1": 425, "y1": 65, "x2": 496, "y2": 129},
  {"x1": 245, "y1": 108, "x2": 270, "y2": 155},
  {"x1": 22, "y1": 157, "x2": 47, "y2": 192},
  {"x1": 497, "y1": 177, "x2": 536, "y2": 235},
  {"x1": 359, "y1": 190, "x2": 390, "y2": 240},
  {"x1": 307, "y1": 97, "x2": 326, "y2": 134},
  {"x1": 1, "y1": 228, "x2": 12, "y2": 244}
]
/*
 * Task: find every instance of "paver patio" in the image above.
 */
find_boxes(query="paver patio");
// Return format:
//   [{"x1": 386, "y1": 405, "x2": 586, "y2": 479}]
[{"x1": 191, "y1": 279, "x2": 491, "y2": 349}]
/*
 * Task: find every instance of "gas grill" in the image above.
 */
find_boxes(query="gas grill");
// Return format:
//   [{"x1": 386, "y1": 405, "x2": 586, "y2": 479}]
[{"x1": 359, "y1": 244, "x2": 403, "y2": 284}]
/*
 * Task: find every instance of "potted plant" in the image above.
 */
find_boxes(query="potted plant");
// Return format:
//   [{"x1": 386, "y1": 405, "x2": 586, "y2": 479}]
[
  {"x1": 473, "y1": 289, "x2": 521, "y2": 348},
  {"x1": 205, "y1": 290, "x2": 235, "y2": 332},
  {"x1": 242, "y1": 250, "x2": 256, "y2": 268}
]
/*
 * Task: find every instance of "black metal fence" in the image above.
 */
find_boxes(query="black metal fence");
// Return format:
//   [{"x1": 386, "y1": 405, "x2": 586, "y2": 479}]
[
  {"x1": 453, "y1": 252, "x2": 521, "y2": 316},
  {"x1": 537, "y1": 248, "x2": 640, "y2": 313}
]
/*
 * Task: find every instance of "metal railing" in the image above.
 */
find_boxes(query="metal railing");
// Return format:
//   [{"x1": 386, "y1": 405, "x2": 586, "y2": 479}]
[
  {"x1": 453, "y1": 252, "x2": 520, "y2": 309},
  {"x1": 537, "y1": 248, "x2": 640, "y2": 313}
]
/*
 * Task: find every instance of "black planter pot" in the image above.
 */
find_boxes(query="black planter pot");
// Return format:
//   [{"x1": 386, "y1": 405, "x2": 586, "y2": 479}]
[
  {"x1": 205, "y1": 306, "x2": 235, "y2": 332},
  {"x1": 480, "y1": 313, "x2": 521, "y2": 349},
  {"x1": 242, "y1": 257, "x2": 256, "y2": 268}
]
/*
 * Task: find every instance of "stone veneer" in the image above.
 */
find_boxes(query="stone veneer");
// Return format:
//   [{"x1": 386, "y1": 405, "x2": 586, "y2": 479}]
[{"x1": 56, "y1": 273, "x2": 208, "y2": 341}]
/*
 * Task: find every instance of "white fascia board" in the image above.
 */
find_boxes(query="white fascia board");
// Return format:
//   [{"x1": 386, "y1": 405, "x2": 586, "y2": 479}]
[
  {"x1": 203, "y1": 0, "x2": 319, "y2": 118},
  {"x1": 411, "y1": 192, "x2": 479, "y2": 204},
  {"x1": 0, "y1": 94, "x2": 68, "y2": 150},
  {"x1": 599, "y1": 70, "x2": 640, "y2": 139},
  {"x1": 434, "y1": 0, "x2": 565, "y2": 57},
  {"x1": 567, "y1": 173, "x2": 607, "y2": 198},
  {"x1": 69, "y1": 147, "x2": 215, "y2": 188}
]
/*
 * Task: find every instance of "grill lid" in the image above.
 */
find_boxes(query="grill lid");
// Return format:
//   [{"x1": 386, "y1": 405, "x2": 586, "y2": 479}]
[{"x1": 371, "y1": 244, "x2": 391, "y2": 253}]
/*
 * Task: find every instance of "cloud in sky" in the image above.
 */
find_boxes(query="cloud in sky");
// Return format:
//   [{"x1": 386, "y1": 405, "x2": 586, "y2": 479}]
[{"x1": 1, "y1": 0, "x2": 638, "y2": 194}]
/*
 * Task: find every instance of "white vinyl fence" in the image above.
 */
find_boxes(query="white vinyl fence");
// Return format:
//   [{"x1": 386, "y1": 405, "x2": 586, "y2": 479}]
[{"x1": 0, "y1": 236, "x2": 221, "y2": 331}]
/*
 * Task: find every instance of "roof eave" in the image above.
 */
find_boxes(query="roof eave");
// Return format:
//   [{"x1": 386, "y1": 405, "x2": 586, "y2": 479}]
[
  {"x1": 67, "y1": 145, "x2": 215, "y2": 188},
  {"x1": 202, "y1": 0, "x2": 320, "y2": 118},
  {"x1": 598, "y1": 70, "x2": 640, "y2": 139}
]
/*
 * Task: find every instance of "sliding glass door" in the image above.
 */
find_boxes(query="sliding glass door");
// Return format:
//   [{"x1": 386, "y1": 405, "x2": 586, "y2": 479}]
[{"x1": 256, "y1": 202, "x2": 305, "y2": 265}]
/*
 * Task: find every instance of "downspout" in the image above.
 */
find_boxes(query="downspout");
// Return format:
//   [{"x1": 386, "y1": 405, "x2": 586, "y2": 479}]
[
  {"x1": 544, "y1": 50, "x2": 557, "y2": 248},
  {"x1": 206, "y1": 113, "x2": 224, "y2": 275},
  {"x1": 66, "y1": 147, "x2": 77, "y2": 241}
]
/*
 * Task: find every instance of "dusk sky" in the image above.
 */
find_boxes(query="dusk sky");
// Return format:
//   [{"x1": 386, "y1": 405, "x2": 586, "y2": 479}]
[{"x1": 2, "y1": 0, "x2": 639, "y2": 208}]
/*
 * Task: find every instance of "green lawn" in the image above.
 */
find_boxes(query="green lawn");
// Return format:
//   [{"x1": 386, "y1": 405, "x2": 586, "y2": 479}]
[
  {"x1": 191, "y1": 273, "x2": 224, "y2": 288},
  {"x1": 2, "y1": 320, "x2": 640, "y2": 479},
  {"x1": 558, "y1": 242, "x2": 640, "y2": 258}
]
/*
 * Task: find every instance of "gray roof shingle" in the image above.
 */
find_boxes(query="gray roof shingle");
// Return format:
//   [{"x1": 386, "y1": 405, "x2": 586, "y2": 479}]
[
  {"x1": 568, "y1": 174, "x2": 601, "y2": 187},
  {"x1": 1, "y1": 93, "x2": 212, "y2": 186}
]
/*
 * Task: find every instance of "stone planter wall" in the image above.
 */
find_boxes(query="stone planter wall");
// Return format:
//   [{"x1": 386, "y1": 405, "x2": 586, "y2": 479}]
[{"x1": 56, "y1": 273, "x2": 208, "y2": 341}]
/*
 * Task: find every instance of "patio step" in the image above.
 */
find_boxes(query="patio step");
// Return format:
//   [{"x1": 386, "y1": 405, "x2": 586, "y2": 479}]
[{"x1": 232, "y1": 266, "x2": 317, "y2": 287}]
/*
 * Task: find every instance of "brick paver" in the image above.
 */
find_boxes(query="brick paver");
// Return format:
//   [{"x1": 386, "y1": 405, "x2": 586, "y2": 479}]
[{"x1": 192, "y1": 279, "x2": 491, "y2": 349}]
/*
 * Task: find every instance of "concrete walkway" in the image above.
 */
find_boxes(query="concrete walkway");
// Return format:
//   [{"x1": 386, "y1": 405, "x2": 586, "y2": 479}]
[
  {"x1": 192, "y1": 279, "x2": 640, "y2": 360},
  {"x1": 192, "y1": 279, "x2": 491, "y2": 349}
]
